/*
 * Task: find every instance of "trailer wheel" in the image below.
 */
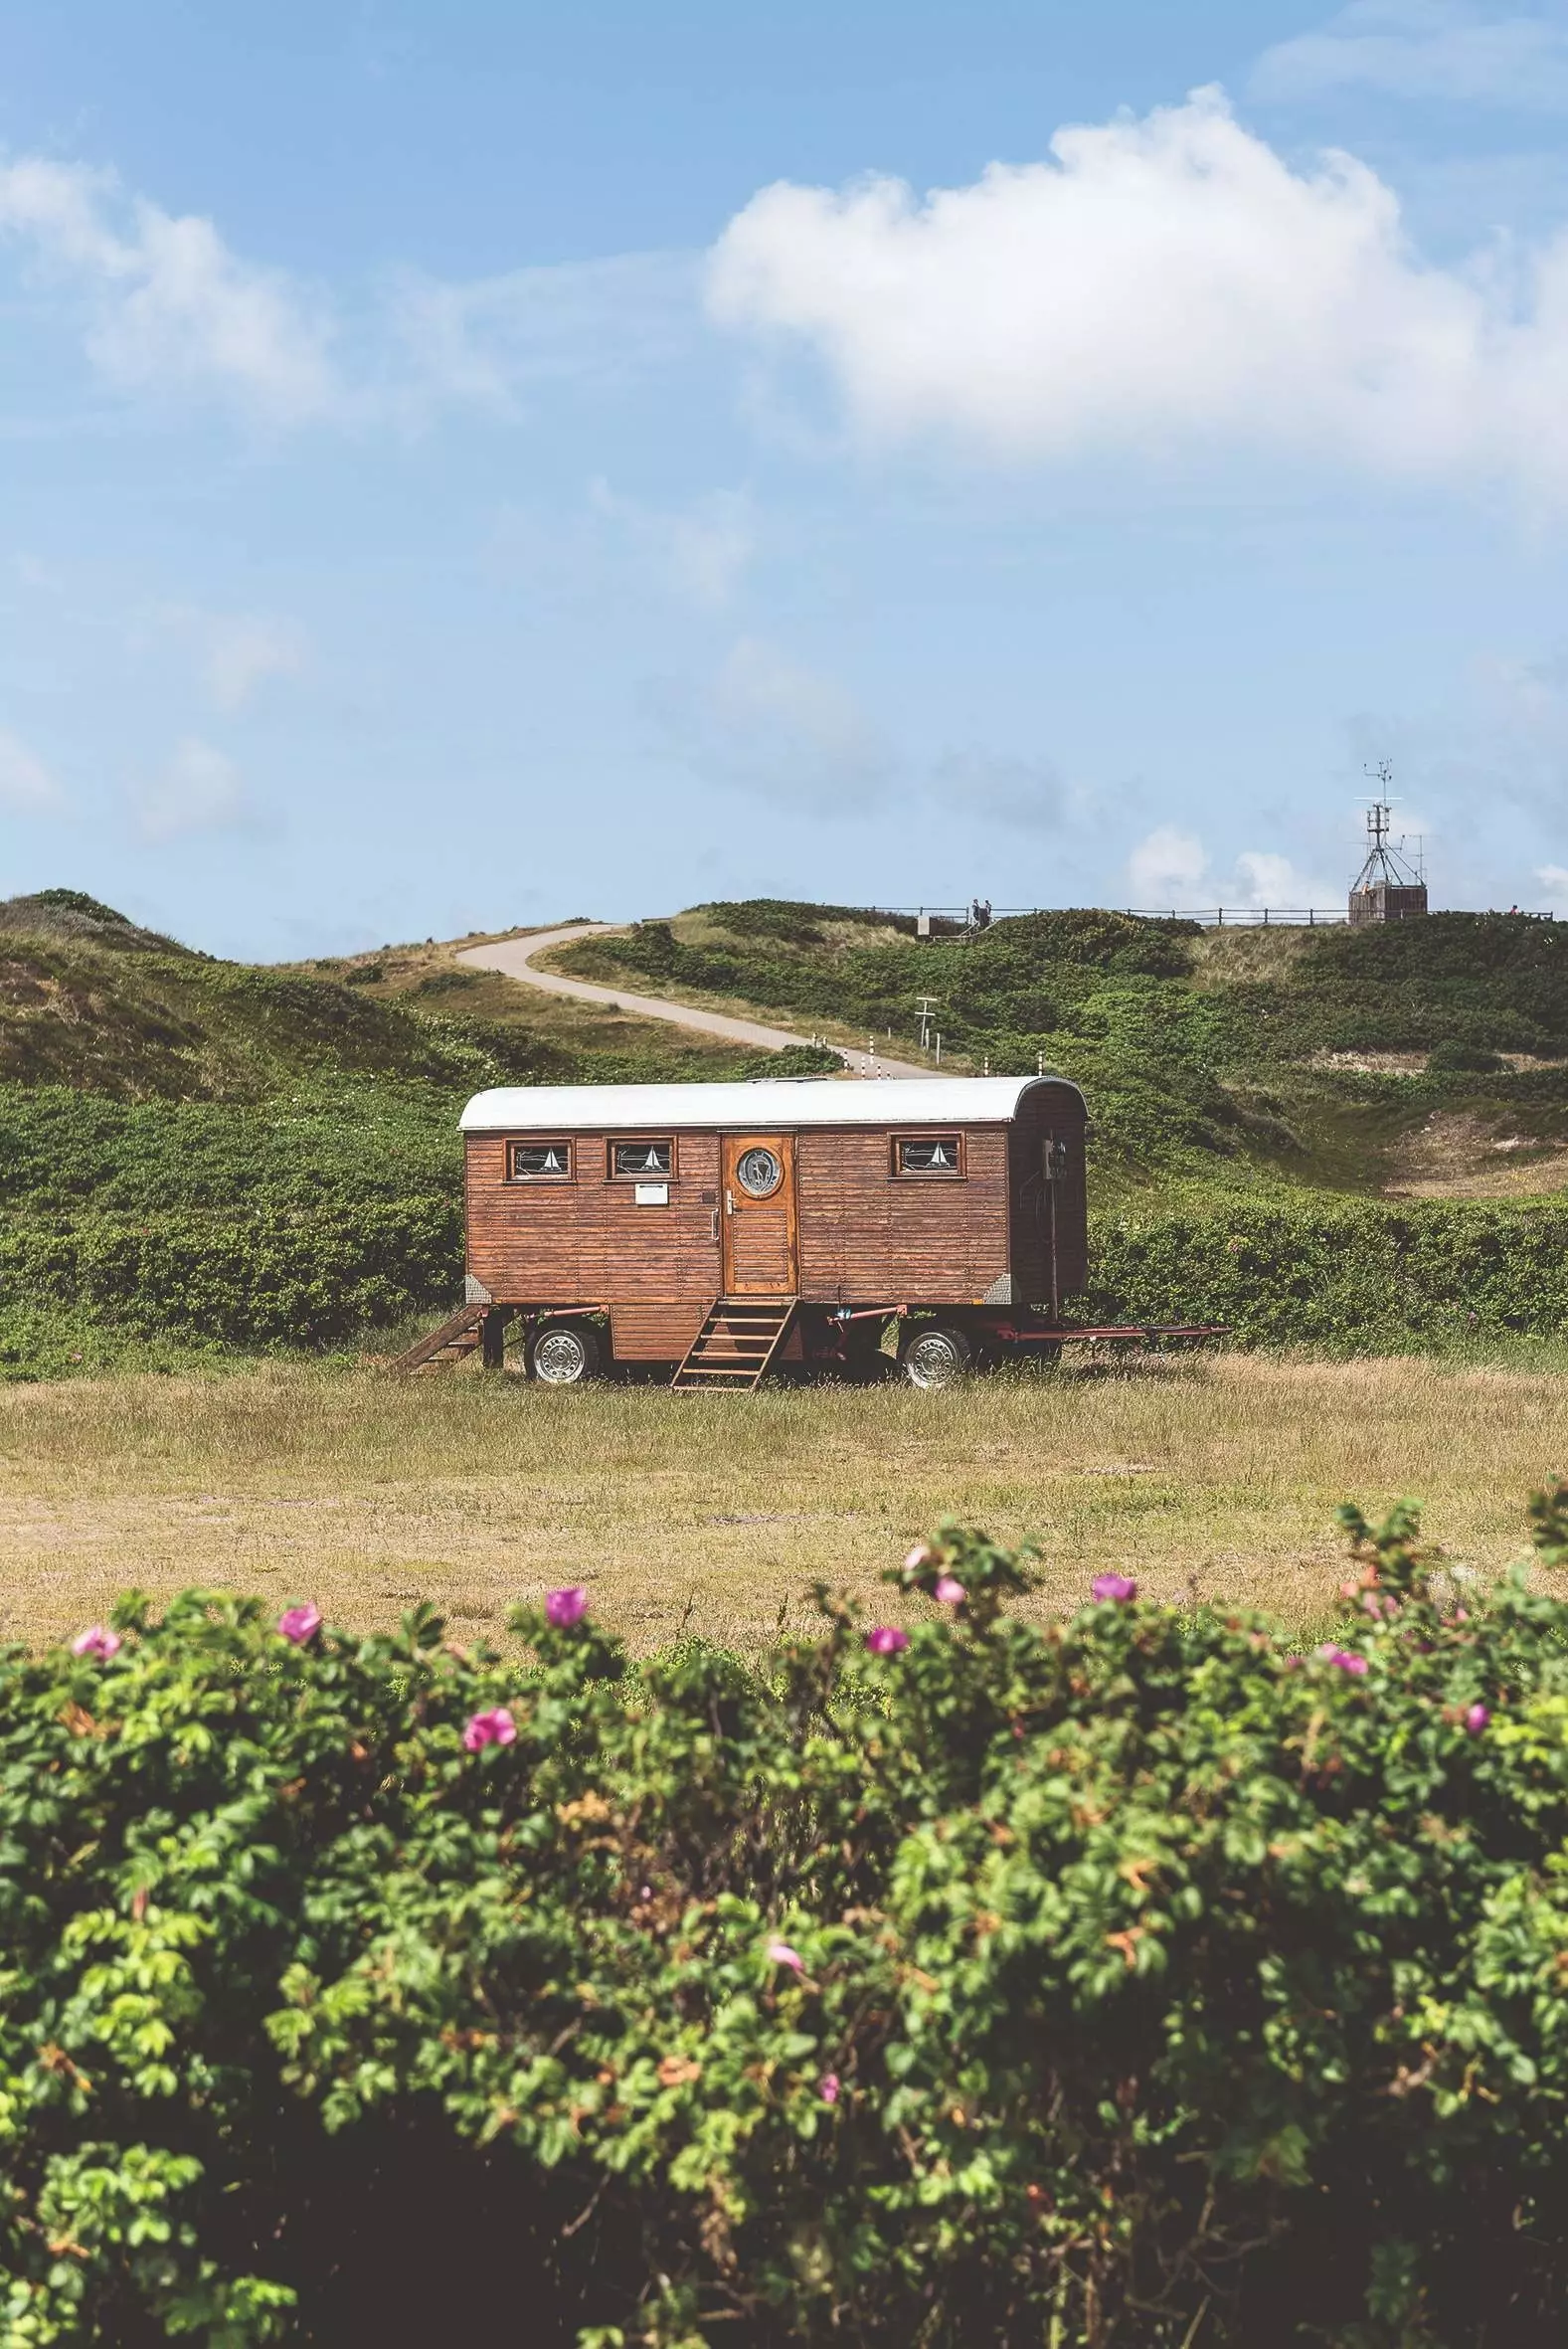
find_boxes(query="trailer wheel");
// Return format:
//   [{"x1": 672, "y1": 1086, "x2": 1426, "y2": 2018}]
[
  {"x1": 528, "y1": 1322, "x2": 601, "y2": 1385},
  {"x1": 900, "y1": 1324, "x2": 973, "y2": 1390}
]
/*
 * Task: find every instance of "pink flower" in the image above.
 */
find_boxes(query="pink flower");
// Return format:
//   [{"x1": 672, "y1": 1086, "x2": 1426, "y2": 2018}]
[
  {"x1": 904, "y1": 1543, "x2": 938, "y2": 1573},
  {"x1": 934, "y1": 1575, "x2": 966, "y2": 1606},
  {"x1": 1466, "y1": 1703, "x2": 1490, "y2": 1735},
  {"x1": 766, "y1": 1938, "x2": 804, "y2": 1973},
  {"x1": 1091, "y1": 1573, "x2": 1137, "y2": 1604},
  {"x1": 276, "y1": 1603, "x2": 322, "y2": 1646},
  {"x1": 545, "y1": 1586, "x2": 589, "y2": 1628},
  {"x1": 1316, "y1": 1644, "x2": 1369, "y2": 1677},
  {"x1": 819, "y1": 2072, "x2": 840, "y2": 2104},
  {"x1": 866, "y1": 1626, "x2": 910, "y2": 1655},
  {"x1": 462, "y1": 1706, "x2": 517, "y2": 1752},
  {"x1": 71, "y1": 1625, "x2": 121, "y2": 1661}
]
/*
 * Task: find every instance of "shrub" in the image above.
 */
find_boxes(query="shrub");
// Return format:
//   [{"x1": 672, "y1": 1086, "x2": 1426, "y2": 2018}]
[
  {"x1": 7, "y1": 1500, "x2": 1568, "y2": 2344},
  {"x1": 1079, "y1": 1195, "x2": 1568, "y2": 1347},
  {"x1": 0, "y1": 1197, "x2": 462, "y2": 1349},
  {"x1": 1427, "y1": 1039, "x2": 1505, "y2": 1073}
]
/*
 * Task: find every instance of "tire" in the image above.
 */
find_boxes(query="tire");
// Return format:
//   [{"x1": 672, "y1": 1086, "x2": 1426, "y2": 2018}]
[
  {"x1": 528, "y1": 1322, "x2": 602, "y2": 1386},
  {"x1": 900, "y1": 1324, "x2": 974, "y2": 1390}
]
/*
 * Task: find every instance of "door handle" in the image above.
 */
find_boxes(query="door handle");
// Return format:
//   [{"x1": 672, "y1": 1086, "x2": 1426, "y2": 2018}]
[
  {"x1": 710, "y1": 1207, "x2": 720, "y2": 1242},
  {"x1": 725, "y1": 1188, "x2": 735, "y2": 1214}
]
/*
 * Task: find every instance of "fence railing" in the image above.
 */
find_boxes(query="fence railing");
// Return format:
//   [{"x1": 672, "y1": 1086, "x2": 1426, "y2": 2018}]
[
  {"x1": 899, "y1": 906, "x2": 1553, "y2": 929},
  {"x1": 1128, "y1": 907, "x2": 1348, "y2": 928},
  {"x1": 902, "y1": 905, "x2": 1350, "y2": 930}
]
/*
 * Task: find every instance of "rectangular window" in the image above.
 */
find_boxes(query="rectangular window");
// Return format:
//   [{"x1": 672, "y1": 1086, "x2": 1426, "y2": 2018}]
[
  {"x1": 508, "y1": 1140, "x2": 573, "y2": 1180},
  {"x1": 893, "y1": 1134, "x2": 963, "y2": 1177},
  {"x1": 610, "y1": 1139, "x2": 674, "y2": 1178}
]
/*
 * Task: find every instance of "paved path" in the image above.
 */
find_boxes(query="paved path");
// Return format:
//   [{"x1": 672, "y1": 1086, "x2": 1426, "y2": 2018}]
[{"x1": 456, "y1": 923, "x2": 930, "y2": 1078}]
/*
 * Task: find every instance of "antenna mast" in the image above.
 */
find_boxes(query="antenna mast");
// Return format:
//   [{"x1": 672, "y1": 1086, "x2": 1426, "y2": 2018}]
[{"x1": 1348, "y1": 763, "x2": 1429, "y2": 924}]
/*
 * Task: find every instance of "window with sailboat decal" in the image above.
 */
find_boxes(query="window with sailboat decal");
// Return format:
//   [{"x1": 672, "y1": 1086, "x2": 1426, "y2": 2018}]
[
  {"x1": 892, "y1": 1134, "x2": 964, "y2": 1177},
  {"x1": 507, "y1": 1140, "x2": 573, "y2": 1180},
  {"x1": 610, "y1": 1139, "x2": 675, "y2": 1178}
]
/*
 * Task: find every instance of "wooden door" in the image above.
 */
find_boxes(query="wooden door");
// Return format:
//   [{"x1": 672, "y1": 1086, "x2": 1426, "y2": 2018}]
[{"x1": 721, "y1": 1135, "x2": 798, "y2": 1294}]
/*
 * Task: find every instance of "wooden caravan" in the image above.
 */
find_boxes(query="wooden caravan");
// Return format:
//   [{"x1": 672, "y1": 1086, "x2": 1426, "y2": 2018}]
[{"x1": 456, "y1": 1075, "x2": 1091, "y2": 1387}]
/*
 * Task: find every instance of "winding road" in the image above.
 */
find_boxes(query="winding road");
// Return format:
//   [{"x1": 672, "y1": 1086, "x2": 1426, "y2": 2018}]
[{"x1": 456, "y1": 923, "x2": 929, "y2": 1078}]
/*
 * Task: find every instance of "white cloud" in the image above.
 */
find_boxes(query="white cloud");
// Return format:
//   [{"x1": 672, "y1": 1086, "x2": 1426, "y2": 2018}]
[
  {"x1": 1251, "y1": 3, "x2": 1568, "y2": 110},
  {"x1": 1129, "y1": 825, "x2": 1212, "y2": 907},
  {"x1": 0, "y1": 728, "x2": 62, "y2": 811},
  {"x1": 0, "y1": 147, "x2": 699, "y2": 430},
  {"x1": 388, "y1": 251, "x2": 698, "y2": 414},
  {"x1": 1236, "y1": 850, "x2": 1314, "y2": 904},
  {"x1": 587, "y1": 479, "x2": 755, "y2": 609},
  {"x1": 649, "y1": 635, "x2": 893, "y2": 813},
  {"x1": 130, "y1": 605, "x2": 306, "y2": 711},
  {"x1": 1129, "y1": 827, "x2": 1337, "y2": 909},
  {"x1": 707, "y1": 87, "x2": 1568, "y2": 496},
  {"x1": 200, "y1": 614, "x2": 304, "y2": 710},
  {"x1": 134, "y1": 737, "x2": 253, "y2": 841},
  {"x1": 0, "y1": 156, "x2": 336, "y2": 422},
  {"x1": 931, "y1": 748, "x2": 1065, "y2": 831}
]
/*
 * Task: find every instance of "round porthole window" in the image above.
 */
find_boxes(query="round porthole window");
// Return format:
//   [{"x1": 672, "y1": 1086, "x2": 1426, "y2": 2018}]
[{"x1": 736, "y1": 1146, "x2": 784, "y2": 1198}]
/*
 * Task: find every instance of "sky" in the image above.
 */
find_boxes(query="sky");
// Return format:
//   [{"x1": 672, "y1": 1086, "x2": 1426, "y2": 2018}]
[{"x1": 4, "y1": 3, "x2": 1568, "y2": 956}]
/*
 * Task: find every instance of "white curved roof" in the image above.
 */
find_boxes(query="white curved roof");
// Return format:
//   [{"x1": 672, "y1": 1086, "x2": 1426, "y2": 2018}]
[{"x1": 459, "y1": 1074, "x2": 1081, "y2": 1133}]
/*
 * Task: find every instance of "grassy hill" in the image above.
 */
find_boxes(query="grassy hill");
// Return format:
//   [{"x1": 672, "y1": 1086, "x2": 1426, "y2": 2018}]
[
  {"x1": 0, "y1": 894, "x2": 830, "y2": 1377},
  {"x1": 550, "y1": 903, "x2": 1568, "y2": 1207},
  {"x1": 5, "y1": 886, "x2": 1568, "y2": 1374}
]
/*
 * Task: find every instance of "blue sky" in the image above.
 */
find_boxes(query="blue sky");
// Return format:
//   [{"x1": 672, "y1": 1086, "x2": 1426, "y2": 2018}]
[{"x1": 4, "y1": 2, "x2": 1568, "y2": 956}]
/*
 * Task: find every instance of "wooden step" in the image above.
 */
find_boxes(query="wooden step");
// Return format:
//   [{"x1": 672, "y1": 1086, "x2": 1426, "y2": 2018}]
[
  {"x1": 390, "y1": 1303, "x2": 488, "y2": 1374},
  {"x1": 671, "y1": 1297, "x2": 798, "y2": 1393}
]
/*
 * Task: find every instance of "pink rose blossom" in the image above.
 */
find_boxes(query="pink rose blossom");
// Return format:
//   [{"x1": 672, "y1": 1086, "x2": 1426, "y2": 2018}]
[
  {"x1": 545, "y1": 1586, "x2": 589, "y2": 1628},
  {"x1": 934, "y1": 1575, "x2": 966, "y2": 1606},
  {"x1": 1091, "y1": 1573, "x2": 1137, "y2": 1604},
  {"x1": 1466, "y1": 1703, "x2": 1490, "y2": 1735},
  {"x1": 276, "y1": 1603, "x2": 322, "y2": 1647},
  {"x1": 904, "y1": 1543, "x2": 938, "y2": 1573},
  {"x1": 1317, "y1": 1645, "x2": 1369, "y2": 1677},
  {"x1": 462, "y1": 1706, "x2": 517, "y2": 1752},
  {"x1": 71, "y1": 1625, "x2": 121, "y2": 1661},
  {"x1": 819, "y1": 2073, "x2": 840, "y2": 2104},
  {"x1": 866, "y1": 1626, "x2": 910, "y2": 1655},
  {"x1": 766, "y1": 1938, "x2": 804, "y2": 1973}
]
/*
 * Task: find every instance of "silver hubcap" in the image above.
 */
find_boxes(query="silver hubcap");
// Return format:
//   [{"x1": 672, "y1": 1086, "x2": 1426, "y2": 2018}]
[
  {"x1": 904, "y1": 1332, "x2": 966, "y2": 1389},
  {"x1": 534, "y1": 1329, "x2": 590, "y2": 1384}
]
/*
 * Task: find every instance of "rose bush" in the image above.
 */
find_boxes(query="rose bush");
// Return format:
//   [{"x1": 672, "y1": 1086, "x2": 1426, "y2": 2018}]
[{"x1": 6, "y1": 1499, "x2": 1568, "y2": 2344}]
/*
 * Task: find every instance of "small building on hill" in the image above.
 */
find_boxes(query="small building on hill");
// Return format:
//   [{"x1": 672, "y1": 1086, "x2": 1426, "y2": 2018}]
[{"x1": 1349, "y1": 801, "x2": 1428, "y2": 925}]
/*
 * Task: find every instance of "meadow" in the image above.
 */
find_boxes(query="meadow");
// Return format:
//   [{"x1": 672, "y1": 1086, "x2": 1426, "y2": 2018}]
[{"x1": 3, "y1": 1348, "x2": 1564, "y2": 1653}]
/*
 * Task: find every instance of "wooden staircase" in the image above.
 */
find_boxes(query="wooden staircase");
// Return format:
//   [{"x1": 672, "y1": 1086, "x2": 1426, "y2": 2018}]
[
  {"x1": 671, "y1": 1297, "x2": 797, "y2": 1392},
  {"x1": 390, "y1": 1303, "x2": 488, "y2": 1374}
]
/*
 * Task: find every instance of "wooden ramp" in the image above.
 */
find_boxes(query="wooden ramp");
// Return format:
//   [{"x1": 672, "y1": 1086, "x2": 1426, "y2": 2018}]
[
  {"x1": 390, "y1": 1303, "x2": 487, "y2": 1374},
  {"x1": 671, "y1": 1297, "x2": 797, "y2": 1392}
]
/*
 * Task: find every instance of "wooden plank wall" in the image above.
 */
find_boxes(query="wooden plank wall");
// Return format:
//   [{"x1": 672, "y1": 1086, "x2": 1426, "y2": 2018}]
[
  {"x1": 464, "y1": 1131, "x2": 722, "y2": 1305},
  {"x1": 794, "y1": 1128, "x2": 1011, "y2": 1302},
  {"x1": 466, "y1": 1094, "x2": 1090, "y2": 1325},
  {"x1": 610, "y1": 1302, "x2": 707, "y2": 1360}
]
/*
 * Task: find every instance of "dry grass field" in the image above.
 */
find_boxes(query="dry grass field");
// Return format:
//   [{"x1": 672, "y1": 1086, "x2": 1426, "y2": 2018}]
[{"x1": 0, "y1": 1352, "x2": 1563, "y2": 1655}]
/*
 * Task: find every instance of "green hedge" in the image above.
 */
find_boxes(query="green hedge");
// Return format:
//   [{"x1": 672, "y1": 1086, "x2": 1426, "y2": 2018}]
[
  {"x1": 7, "y1": 1502, "x2": 1568, "y2": 2343},
  {"x1": 0, "y1": 1198, "x2": 460, "y2": 1349},
  {"x1": 1078, "y1": 1196, "x2": 1568, "y2": 1346},
  {"x1": 5, "y1": 1192, "x2": 1568, "y2": 1359}
]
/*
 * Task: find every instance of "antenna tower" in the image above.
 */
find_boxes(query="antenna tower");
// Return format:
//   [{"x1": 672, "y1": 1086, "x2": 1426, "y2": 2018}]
[{"x1": 1348, "y1": 764, "x2": 1428, "y2": 924}]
